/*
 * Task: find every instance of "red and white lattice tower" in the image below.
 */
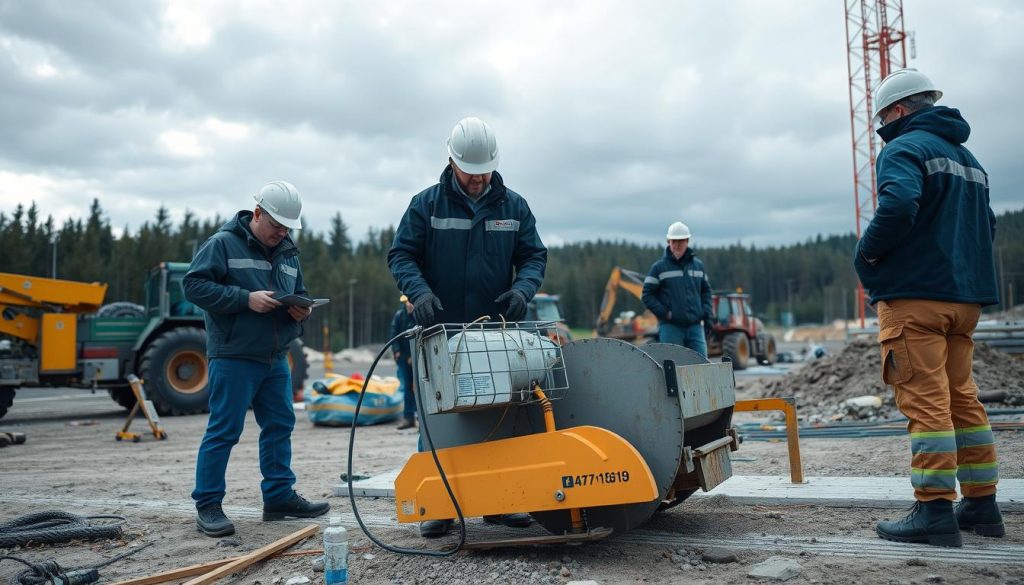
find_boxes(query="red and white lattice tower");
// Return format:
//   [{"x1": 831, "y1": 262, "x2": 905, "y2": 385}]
[{"x1": 845, "y1": 0, "x2": 907, "y2": 325}]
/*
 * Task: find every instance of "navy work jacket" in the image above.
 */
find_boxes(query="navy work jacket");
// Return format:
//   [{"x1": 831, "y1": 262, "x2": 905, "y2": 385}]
[
  {"x1": 855, "y1": 106, "x2": 998, "y2": 306},
  {"x1": 388, "y1": 166, "x2": 547, "y2": 323},
  {"x1": 184, "y1": 210, "x2": 306, "y2": 362}
]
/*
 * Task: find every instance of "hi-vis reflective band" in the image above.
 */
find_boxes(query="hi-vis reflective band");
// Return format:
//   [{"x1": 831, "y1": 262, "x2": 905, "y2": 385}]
[
  {"x1": 280, "y1": 264, "x2": 297, "y2": 277},
  {"x1": 485, "y1": 219, "x2": 520, "y2": 231},
  {"x1": 955, "y1": 425, "x2": 995, "y2": 449},
  {"x1": 228, "y1": 259, "x2": 272, "y2": 270},
  {"x1": 430, "y1": 217, "x2": 472, "y2": 230},
  {"x1": 658, "y1": 270, "x2": 685, "y2": 280},
  {"x1": 910, "y1": 430, "x2": 956, "y2": 454},
  {"x1": 644, "y1": 276, "x2": 659, "y2": 285},
  {"x1": 687, "y1": 269, "x2": 705, "y2": 278},
  {"x1": 910, "y1": 467, "x2": 957, "y2": 491},
  {"x1": 925, "y1": 158, "x2": 988, "y2": 187},
  {"x1": 957, "y1": 462, "x2": 999, "y2": 486}
]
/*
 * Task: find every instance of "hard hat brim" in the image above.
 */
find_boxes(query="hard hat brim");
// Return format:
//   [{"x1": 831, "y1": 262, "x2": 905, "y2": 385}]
[
  {"x1": 265, "y1": 208, "x2": 303, "y2": 230},
  {"x1": 448, "y1": 146, "x2": 499, "y2": 175}
]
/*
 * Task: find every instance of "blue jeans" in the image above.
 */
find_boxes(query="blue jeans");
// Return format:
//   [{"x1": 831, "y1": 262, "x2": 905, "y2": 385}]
[
  {"x1": 396, "y1": 356, "x2": 416, "y2": 419},
  {"x1": 658, "y1": 323, "x2": 708, "y2": 357},
  {"x1": 192, "y1": 357, "x2": 296, "y2": 508}
]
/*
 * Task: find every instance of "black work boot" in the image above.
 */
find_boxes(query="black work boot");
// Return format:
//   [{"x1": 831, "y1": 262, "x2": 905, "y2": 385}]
[
  {"x1": 419, "y1": 519, "x2": 453, "y2": 538},
  {"x1": 196, "y1": 503, "x2": 235, "y2": 537},
  {"x1": 876, "y1": 499, "x2": 962, "y2": 547},
  {"x1": 483, "y1": 513, "x2": 532, "y2": 528},
  {"x1": 955, "y1": 495, "x2": 1005, "y2": 537},
  {"x1": 396, "y1": 416, "x2": 417, "y2": 430},
  {"x1": 263, "y1": 493, "x2": 330, "y2": 521}
]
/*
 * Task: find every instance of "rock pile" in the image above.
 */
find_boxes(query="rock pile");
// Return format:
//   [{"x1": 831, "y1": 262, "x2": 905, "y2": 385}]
[{"x1": 755, "y1": 339, "x2": 1024, "y2": 422}]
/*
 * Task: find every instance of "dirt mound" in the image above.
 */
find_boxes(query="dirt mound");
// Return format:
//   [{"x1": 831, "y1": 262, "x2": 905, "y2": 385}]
[{"x1": 756, "y1": 339, "x2": 1024, "y2": 422}]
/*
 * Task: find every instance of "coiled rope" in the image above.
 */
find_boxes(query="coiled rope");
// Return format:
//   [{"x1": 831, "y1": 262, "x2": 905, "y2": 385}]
[
  {"x1": 0, "y1": 512, "x2": 127, "y2": 548},
  {"x1": 0, "y1": 511, "x2": 149, "y2": 585}
]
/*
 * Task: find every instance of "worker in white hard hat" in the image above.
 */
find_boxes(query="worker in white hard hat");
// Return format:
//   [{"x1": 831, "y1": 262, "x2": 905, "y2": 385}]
[
  {"x1": 855, "y1": 69, "x2": 1002, "y2": 546},
  {"x1": 388, "y1": 116, "x2": 547, "y2": 538},
  {"x1": 641, "y1": 221, "x2": 713, "y2": 356},
  {"x1": 184, "y1": 180, "x2": 329, "y2": 537}
]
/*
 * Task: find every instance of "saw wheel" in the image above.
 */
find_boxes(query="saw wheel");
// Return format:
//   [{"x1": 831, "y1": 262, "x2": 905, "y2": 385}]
[{"x1": 530, "y1": 339, "x2": 707, "y2": 536}]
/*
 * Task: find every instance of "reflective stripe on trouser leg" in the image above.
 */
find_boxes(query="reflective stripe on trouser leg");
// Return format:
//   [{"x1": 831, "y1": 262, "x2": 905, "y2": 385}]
[
  {"x1": 956, "y1": 425, "x2": 999, "y2": 496},
  {"x1": 910, "y1": 430, "x2": 957, "y2": 493}
]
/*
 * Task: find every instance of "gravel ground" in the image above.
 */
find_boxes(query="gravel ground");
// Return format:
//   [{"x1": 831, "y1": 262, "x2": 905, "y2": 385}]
[{"x1": 1, "y1": 356, "x2": 1022, "y2": 585}]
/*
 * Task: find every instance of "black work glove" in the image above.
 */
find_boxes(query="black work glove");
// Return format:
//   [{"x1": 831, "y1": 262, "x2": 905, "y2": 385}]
[
  {"x1": 413, "y1": 292, "x2": 443, "y2": 326},
  {"x1": 703, "y1": 317, "x2": 715, "y2": 338},
  {"x1": 495, "y1": 289, "x2": 528, "y2": 322}
]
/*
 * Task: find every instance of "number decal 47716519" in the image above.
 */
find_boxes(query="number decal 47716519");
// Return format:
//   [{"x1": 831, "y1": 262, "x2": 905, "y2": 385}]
[{"x1": 561, "y1": 471, "x2": 631, "y2": 488}]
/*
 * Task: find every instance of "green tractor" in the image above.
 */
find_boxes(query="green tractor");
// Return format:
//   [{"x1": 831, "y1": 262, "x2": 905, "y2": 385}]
[{"x1": 92, "y1": 262, "x2": 308, "y2": 416}]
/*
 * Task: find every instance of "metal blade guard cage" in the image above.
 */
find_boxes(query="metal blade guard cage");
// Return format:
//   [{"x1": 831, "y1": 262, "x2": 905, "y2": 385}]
[{"x1": 415, "y1": 321, "x2": 569, "y2": 415}]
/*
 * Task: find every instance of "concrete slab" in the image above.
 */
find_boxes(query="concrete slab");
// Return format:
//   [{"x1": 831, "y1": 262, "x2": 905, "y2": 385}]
[
  {"x1": 747, "y1": 556, "x2": 801, "y2": 581},
  {"x1": 693, "y1": 475, "x2": 1024, "y2": 511},
  {"x1": 337, "y1": 471, "x2": 1024, "y2": 511}
]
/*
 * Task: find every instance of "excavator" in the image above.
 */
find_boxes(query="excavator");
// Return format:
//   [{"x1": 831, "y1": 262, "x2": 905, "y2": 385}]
[
  {"x1": 594, "y1": 266, "x2": 776, "y2": 369},
  {"x1": 594, "y1": 267, "x2": 658, "y2": 342}
]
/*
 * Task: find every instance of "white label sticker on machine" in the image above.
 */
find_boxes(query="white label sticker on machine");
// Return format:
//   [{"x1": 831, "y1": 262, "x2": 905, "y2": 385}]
[{"x1": 456, "y1": 374, "x2": 495, "y2": 399}]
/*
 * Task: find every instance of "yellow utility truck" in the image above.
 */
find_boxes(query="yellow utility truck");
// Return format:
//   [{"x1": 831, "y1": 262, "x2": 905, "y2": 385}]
[{"x1": 0, "y1": 263, "x2": 307, "y2": 419}]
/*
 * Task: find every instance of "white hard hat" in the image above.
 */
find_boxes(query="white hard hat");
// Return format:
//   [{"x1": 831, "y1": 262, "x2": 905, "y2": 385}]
[
  {"x1": 253, "y1": 180, "x2": 303, "y2": 230},
  {"x1": 447, "y1": 117, "x2": 499, "y2": 175},
  {"x1": 872, "y1": 68, "x2": 942, "y2": 123},
  {"x1": 666, "y1": 221, "x2": 691, "y2": 240}
]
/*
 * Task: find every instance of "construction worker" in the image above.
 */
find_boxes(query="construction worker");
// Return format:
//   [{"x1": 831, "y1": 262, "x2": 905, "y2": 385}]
[
  {"x1": 184, "y1": 181, "x2": 329, "y2": 537},
  {"x1": 641, "y1": 221, "x2": 713, "y2": 357},
  {"x1": 855, "y1": 69, "x2": 1002, "y2": 546},
  {"x1": 390, "y1": 294, "x2": 417, "y2": 430},
  {"x1": 388, "y1": 116, "x2": 547, "y2": 538}
]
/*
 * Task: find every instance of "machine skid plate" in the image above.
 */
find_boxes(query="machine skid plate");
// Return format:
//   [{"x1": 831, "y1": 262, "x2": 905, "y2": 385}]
[{"x1": 395, "y1": 425, "x2": 658, "y2": 523}]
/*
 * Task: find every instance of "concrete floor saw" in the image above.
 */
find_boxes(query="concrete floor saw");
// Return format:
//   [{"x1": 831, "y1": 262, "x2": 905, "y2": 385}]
[{"x1": 394, "y1": 321, "x2": 738, "y2": 546}]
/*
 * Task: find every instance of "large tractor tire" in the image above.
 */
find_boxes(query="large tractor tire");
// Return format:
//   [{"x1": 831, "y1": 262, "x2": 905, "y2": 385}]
[
  {"x1": 139, "y1": 327, "x2": 210, "y2": 416},
  {"x1": 108, "y1": 387, "x2": 136, "y2": 410},
  {"x1": 757, "y1": 334, "x2": 778, "y2": 366},
  {"x1": 288, "y1": 339, "x2": 309, "y2": 401},
  {"x1": 97, "y1": 302, "x2": 146, "y2": 319},
  {"x1": 723, "y1": 332, "x2": 750, "y2": 370},
  {"x1": 0, "y1": 387, "x2": 15, "y2": 420}
]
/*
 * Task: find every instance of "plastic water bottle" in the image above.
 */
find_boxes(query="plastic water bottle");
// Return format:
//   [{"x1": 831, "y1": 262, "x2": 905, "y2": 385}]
[{"x1": 323, "y1": 515, "x2": 348, "y2": 584}]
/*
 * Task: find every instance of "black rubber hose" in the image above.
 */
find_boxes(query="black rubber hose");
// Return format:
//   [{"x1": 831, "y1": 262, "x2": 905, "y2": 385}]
[
  {"x1": 346, "y1": 326, "x2": 467, "y2": 556},
  {"x1": 0, "y1": 538, "x2": 150, "y2": 585},
  {"x1": 0, "y1": 512, "x2": 127, "y2": 548}
]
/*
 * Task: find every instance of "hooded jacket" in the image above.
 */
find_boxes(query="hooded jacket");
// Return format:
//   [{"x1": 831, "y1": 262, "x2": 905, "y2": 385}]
[
  {"x1": 854, "y1": 106, "x2": 998, "y2": 306},
  {"x1": 642, "y1": 247, "x2": 712, "y2": 326},
  {"x1": 387, "y1": 166, "x2": 547, "y2": 323},
  {"x1": 184, "y1": 210, "x2": 306, "y2": 362}
]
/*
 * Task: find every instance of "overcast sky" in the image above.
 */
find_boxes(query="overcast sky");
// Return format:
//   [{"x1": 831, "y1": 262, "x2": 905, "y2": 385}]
[{"x1": 1, "y1": 0, "x2": 1021, "y2": 248}]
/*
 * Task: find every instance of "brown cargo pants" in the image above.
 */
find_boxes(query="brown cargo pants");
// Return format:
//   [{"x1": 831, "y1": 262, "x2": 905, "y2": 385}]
[{"x1": 877, "y1": 299, "x2": 998, "y2": 502}]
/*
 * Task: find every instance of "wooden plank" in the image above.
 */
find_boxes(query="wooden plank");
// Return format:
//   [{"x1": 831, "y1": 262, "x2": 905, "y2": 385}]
[
  {"x1": 112, "y1": 550, "x2": 322, "y2": 585},
  {"x1": 182, "y1": 524, "x2": 320, "y2": 585}
]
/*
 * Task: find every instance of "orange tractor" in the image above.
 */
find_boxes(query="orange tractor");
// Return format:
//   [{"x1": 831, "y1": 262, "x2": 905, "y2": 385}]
[{"x1": 594, "y1": 267, "x2": 776, "y2": 369}]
